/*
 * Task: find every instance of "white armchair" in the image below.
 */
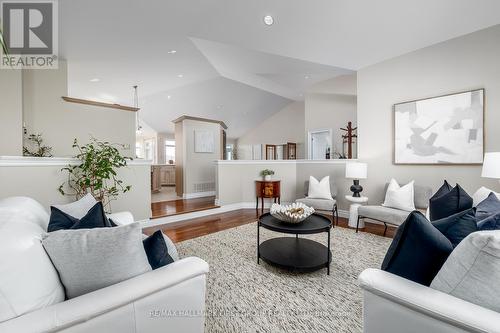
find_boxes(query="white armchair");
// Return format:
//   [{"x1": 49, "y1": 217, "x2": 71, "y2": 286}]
[
  {"x1": 0, "y1": 197, "x2": 209, "y2": 333},
  {"x1": 358, "y1": 268, "x2": 500, "y2": 333},
  {"x1": 296, "y1": 180, "x2": 339, "y2": 225}
]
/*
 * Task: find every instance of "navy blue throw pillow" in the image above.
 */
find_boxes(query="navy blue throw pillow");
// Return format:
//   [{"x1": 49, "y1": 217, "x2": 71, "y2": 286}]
[
  {"x1": 476, "y1": 192, "x2": 500, "y2": 222},
  {"x1": 108, "y1": 218, "x2": 118, "y2": 227},
  {"x1": 478, "y1": 212, "x2": 500, "y2": 231},
  {"x1": 433, "y1": 180, "x2": 453, "y2": 199},
  {"x1": 48, "y1": 202, "x2": 111, "y2": 232},
  {"x1": 143, "y1": 231, "x2": 174, "y2": 270},
  {"x1": 429, "y1": 182, "x2": 472, "y2": 221},
  {"x1": 381, "y1": 211, "x2": 453, "y2": 286},
  {"x1": 432, "y1": 208, "x2": 477, "y2": 247}
]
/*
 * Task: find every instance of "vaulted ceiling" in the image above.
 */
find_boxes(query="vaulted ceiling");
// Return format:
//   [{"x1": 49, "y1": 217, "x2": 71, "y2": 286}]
[{"x1": 59, "y1": 0, "x2": 500, "y2": 138}]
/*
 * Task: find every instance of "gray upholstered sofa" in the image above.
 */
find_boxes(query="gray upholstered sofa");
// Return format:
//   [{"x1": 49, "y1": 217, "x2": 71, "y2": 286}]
[
  {"x1": 357, "y1": 183, "x2": 432, "y2": 235},
  {"x1": 296, "y1": 180, "x2": 338, "y2": 225}
]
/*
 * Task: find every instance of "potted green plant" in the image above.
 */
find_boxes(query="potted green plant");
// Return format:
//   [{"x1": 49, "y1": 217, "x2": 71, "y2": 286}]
[
  {"x1": 59, "y1": 138, "x2": 132, "y2": 212},
  {"x1": 260, "y1": 169, "x2": 275, "y2": 181},
  {"x1": 23, "y1": 133, "x2": 53, "y2": 157}
]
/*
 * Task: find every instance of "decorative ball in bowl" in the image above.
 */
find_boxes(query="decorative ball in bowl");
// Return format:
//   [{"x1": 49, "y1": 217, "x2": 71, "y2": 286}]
[{"x1": 270, "y1": 202, "x2": 315, "y2": 224}]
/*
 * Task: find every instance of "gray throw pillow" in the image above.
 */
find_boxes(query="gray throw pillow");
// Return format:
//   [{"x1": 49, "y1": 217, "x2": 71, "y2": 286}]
[
  {"x1": 430, "y1": 230, "x2": 500, "y2": 312},
  {"x1": 42, "y1": 223, "x2": 151, "y2": 299}
]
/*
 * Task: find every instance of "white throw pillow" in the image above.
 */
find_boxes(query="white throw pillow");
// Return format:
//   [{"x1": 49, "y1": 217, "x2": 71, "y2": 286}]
[
  {"x1": 52, "y1": 193, "x2": 97, "y2": 219},
  {"x1": 431, "y1": 231, "x2": 500, "y2": 312},
  {"x1": 382, "y1": 179, "x2": 416, "y2": 211},
  {"x1": 472, "y1": 186, "x2": 500, "y2": 207},
  {"x1": 0, "y1": 197, "x2": 65, "y2": 322},
  {"x1": 308, "y1": 176, "x2": 333, "y2": 200}
]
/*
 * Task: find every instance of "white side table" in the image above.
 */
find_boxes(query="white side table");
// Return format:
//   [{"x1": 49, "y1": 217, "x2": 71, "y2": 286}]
[{"x1": 345, "y1": 195, "x2": 368, "y2": 229}]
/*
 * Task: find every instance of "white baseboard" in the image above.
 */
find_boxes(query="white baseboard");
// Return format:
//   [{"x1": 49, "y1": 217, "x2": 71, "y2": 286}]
[
  {"x1": 182, "y1": 191, "x2": 216, "y2": 199},
  {"x1": 141, "y1": 202, "x2": 349, "y2": 228}
]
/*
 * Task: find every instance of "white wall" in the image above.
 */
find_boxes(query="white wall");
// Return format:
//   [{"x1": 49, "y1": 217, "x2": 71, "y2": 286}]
[
  {"x1": 216, "y1": 160, "x2": 353, "y2": 211},
  {"x1": 0, "y1": 70, "x2": 23, "y2": 155},
  {"x1": 0, "y1": 158, "x2": 152, "y2": 220},
  {"x1": 295, "y1": 162, "x2": 353, "y2": 211},
  {"x1": 305, "y1": 93, "x2": 357, "y2": 158},
  {"x1": 22, "y1": 61, "x2": 136, "y2": 157},
  {"x1": 216, "y1": 161, "x2": 298, "y2": 205},
  {"x1": 358, "y1": 25, "x2": 500, "y2": 205},
  {"x1": 1, "y1": 61, "x2": 150, "y2": 219},
  {"x1": 182, "y1": 119, "x2": 221, "y2": 197},
  {"x1": 236, "y1": 101, "x2": 305, "y2": 159},
  {"x1": 308, "y1": 74, "x2": 357, "y2": 96}
]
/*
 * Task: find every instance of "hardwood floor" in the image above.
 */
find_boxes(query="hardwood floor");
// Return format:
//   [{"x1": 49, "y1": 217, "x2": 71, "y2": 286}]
[
  {"x1": 144, "y1": 209, "x2": 396, "y2": 243},
  {"x1": 151, "y1": 196, "x2": 219, "y2": 219}
]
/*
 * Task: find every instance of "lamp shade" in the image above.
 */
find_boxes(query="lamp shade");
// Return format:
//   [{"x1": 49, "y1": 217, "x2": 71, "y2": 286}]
[
  {"x1": 482, "y1": 152, "x2": 500, "y2": 179},
  {"x1": 346, "y1": 162, "x2": 367, "y2": 179}
]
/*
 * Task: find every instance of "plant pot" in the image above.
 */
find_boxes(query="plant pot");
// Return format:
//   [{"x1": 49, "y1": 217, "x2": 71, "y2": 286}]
[{"x1": 264, "y1": 175, "x2": 272, "y2": 181}]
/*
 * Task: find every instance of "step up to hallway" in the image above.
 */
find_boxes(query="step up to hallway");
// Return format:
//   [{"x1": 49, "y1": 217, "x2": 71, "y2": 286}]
[{"x1": 151, "y1": 196, "x2": 219, "y2": 219}]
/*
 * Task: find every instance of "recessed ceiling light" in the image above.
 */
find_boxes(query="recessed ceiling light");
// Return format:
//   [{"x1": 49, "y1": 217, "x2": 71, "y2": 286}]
[
  {"x1": 167, "y1": 50, "x2": 177, "y2": 54},
  {"x1": 263, "y1": 15, "x2": 274, "y2": 26},
  {"x1": 167, "y1": 95, "x2": 172, "y2": 100},
  {"x1": 177, "y1": 74, "x2": 184, "y2": 78},
  {"x1": 89, "y1": 78, "x2": 100, "y2": 82},
  {"x1": 304, "y1": 75, "x2": 310, "y2": 79}
]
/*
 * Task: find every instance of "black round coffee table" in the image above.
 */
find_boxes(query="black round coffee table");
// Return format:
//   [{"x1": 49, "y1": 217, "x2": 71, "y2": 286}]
[{"x1": 257, "y1": 213, "x2": 332, "y2": 275}]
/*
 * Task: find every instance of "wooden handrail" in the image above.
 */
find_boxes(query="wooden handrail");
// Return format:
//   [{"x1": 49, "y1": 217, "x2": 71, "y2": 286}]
[{"x1": 62, "y1": 96, "x2": 139, "y2": 112}]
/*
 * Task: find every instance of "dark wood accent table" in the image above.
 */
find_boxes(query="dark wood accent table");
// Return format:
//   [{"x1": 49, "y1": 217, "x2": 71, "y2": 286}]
[
  {"x1": 257, "y1": 213, "x2": 332, "y2": 275},
  {"x1": 255, "y1": 180, "x2": 281, "y2": 213}
]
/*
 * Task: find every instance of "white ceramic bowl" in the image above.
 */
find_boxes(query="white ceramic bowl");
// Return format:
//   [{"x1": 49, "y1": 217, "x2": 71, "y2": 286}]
[{"x1": 270, "y1": 202, "x2": 315, "y2": 224}]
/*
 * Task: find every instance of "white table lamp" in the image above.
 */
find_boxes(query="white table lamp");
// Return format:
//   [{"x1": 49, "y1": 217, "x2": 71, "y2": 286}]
[
  {"x1": 482, "y1": 152, "x2": 500, "y2": 182},
  {"x1": 346, "y1": 162, "x2": 367, "y2": 197}
]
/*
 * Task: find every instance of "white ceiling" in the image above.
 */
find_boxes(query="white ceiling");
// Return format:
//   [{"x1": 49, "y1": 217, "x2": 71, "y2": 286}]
[
  {"x1": 141, "y1": 77, "x2": 291, "y2": 137},
  {"x1": 59, "y1": 0, "x2": 500, "y2": 138}
]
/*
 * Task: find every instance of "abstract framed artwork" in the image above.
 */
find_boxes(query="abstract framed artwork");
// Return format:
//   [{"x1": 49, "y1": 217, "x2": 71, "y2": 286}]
[
  {"x1": 394, "y1": 89, "x2": 484, "y2": 165},
  {"x1": 194, "y1": 130, "x2": 215, "y2": 153}
]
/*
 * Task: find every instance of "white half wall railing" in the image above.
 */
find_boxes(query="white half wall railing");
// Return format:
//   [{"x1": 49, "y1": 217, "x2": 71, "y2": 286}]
[{"x1": 0, "y1": 156, "x2": 153, "y2": 220}]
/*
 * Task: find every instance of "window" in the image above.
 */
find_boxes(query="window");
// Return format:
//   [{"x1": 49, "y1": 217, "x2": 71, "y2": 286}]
[
  {"x1": 165, "y1": 140, "x2": 175, "y2": 163},
  {"x1": 144, "y1": 139, "x2": 155, "y2": 161},
  {"x1": 135, "y1": 142, "x2": 143, "y2": 159},
  {"x1": 226, "y1": 144, "x2": 233, "y2": 160}
]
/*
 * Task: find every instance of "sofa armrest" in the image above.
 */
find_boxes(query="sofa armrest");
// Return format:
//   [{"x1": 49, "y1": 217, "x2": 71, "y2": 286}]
[
  {"x1": 107, "y1": 211, "x2": 135, "y2": 226},
  {"x1": 359, "y1": 268, "x2": 500, "y2": 333},
  {"x1": 1, "y1": 257, "x2": 209, "y2": 333}
]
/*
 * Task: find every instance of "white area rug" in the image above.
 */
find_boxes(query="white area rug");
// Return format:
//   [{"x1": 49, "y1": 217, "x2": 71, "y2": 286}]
[{"x1": 177, "y1": 222, "x2": 391, "y2": 333}]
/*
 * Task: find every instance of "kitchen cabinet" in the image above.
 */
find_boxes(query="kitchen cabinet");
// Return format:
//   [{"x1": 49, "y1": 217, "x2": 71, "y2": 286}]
[{"x1": 159, "y1": 165, "x2": 176, "y2": 186}]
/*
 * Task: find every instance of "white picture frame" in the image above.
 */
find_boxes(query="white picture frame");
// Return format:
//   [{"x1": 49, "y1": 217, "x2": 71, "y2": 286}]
[
  {"x1": 394, "y1": 89, "x2": 484, "y2": 165},
  {"x1": 194, "y1": 130, "x2": 215, "y2": 153}
]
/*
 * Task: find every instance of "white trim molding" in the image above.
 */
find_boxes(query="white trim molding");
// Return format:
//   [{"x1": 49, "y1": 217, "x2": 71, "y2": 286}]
[
  {"x1": 182, "y1": 191, "x2": 216, "y2": 199},
  {"x1": 215, "y1": 159, "x2": 357, "y2": 165},
  {"x1": 0, "y1": 156, "x2": 152, "y2": 167}
]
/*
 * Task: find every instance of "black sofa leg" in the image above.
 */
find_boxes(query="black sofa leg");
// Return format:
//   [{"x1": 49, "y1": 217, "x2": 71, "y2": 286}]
[
  {"x1": 356, "y1": 215, "x2": 361, "y2": 233},
  {"x1": 383, "y1": 223, "x2": 388, "y2": 237}
]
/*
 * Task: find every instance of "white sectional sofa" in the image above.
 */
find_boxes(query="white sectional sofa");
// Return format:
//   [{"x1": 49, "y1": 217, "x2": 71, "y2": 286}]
[
  {"x1": 358, "y1": 268, "x2": 500, "y2": 333},
  {"x1": 0, "y1": 197, "x2": 209, "y2": 333}
]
